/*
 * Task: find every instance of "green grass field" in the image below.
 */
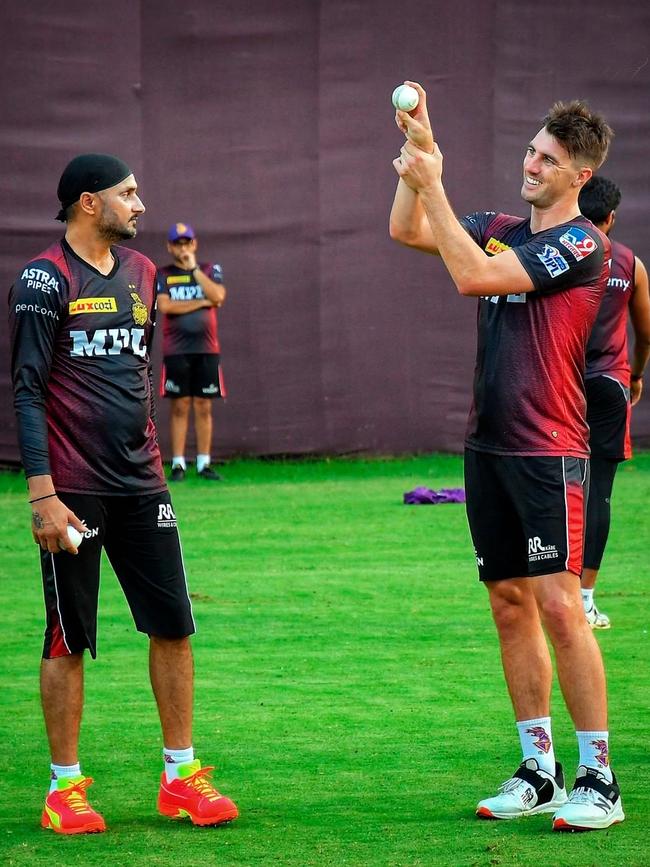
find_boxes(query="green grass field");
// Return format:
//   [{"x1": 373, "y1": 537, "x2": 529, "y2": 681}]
[{"x1": 0, "y1": 453, "x2": 648, "y2": 866}]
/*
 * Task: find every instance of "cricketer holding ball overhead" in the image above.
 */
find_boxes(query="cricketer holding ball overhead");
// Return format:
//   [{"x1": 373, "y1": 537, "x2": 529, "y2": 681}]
[
  {"x1": 9, "y1": 153, "x2": 238, "y2": 834},
  {"x1": 390, "y1": 82, "x2": 624, "y2": 831}
]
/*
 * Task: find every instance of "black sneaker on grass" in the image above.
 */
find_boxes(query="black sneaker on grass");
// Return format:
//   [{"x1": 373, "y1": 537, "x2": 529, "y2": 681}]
[
  {"x1": 198, "y1": 465, "x2": 222, "y2": 481},
  {"x1": 476, "y1": 759, "x2": 568, "y2": 819},
  {"x1": 170, "y1": 465, "x2": 185, "y2": 482}
]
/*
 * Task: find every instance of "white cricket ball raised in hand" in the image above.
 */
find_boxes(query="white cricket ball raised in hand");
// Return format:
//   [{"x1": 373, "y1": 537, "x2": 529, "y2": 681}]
[
  {"x1": 66, "y1": 525, "x2": 84, "y2": 548},
  {"x1": 392, "y1": 84, "x2": 419, "y2": 112}
]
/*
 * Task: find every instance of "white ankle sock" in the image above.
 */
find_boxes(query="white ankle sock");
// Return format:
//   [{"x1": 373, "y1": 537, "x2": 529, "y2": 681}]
[
  {"x1": 163, "y1": 746, "x2": 194, "y2": 782},
  {"x1": 516, "y1": 717, "x2": 556, "y2": 774},
  {"x1": 50, "y1": 762, "x2": 81, "y2": 793},
  {"x1": 581, "y1": 588, "x2": 594, "y2": 610},
  {"x1": 172, "y1": 456, "x2": 186, "y2": 470},
  {"x1": 196, "y1": 454, "x2": 210, "y2": 472},
  {"x1": 576, "y1": 731, "x2": 612, "y2": 781}
]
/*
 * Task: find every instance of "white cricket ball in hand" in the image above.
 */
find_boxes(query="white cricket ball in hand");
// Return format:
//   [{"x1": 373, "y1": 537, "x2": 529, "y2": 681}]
[
  {"x1": 392, "y1": 84, "x2": 419, "y2": 112},
  {"x1": 66, "y1": 525, "x2": 84, "y2": 548}
]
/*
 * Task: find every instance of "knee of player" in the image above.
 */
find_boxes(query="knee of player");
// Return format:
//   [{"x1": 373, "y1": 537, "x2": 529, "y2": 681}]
[
  {"x1": 538, "y1": 592, "x2": 584, "y2": 644},
  {"x1": 171, "y1": 397, "x2": 192, "y2": 417},
  {"x1": 487, "y1": 582, "x2": 532, "y2": 629}
]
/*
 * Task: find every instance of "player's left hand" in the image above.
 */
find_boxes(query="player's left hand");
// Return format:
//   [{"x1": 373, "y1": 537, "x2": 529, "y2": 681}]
[
  {"x1": 630, "y1": 379, "x2": 643, "y2": 406},
  {"x1": 393, "y1": 140, "x2": 443, "y2": 192}
]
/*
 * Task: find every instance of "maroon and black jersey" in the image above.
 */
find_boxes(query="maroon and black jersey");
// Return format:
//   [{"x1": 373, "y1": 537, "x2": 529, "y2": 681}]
[
  {"x1": 460, "y1": 212, "x2": 610, "y2": 458},
  {"x1": 156, "y1": 263, "x2": 222, "y2": 356},
  {"x1": 585, "y1": 239, "x2": 635, "y2": 386},
  {"x1": 9, "y1": 239, "x2": 166, "y2": 494}
]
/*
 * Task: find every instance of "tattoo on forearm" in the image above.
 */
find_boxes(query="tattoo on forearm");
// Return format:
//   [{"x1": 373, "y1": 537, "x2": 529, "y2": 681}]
[{"x1": 32, "y1": 511, "x2": 44, "y2": 529}]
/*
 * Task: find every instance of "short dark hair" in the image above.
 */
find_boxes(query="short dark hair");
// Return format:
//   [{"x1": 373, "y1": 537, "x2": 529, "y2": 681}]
[
  {"x1": 56, "y1": 202, "x2": 78, "y2": 223},
  {"x1": 579, "y1": 176, "x2": 621, "y2": 225},
  {"x1": 543, "y1": 100, "x2": 613, "y2": 169}
]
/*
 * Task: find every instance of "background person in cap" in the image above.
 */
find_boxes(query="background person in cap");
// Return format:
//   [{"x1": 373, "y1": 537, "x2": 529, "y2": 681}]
[
  {"x1": 578, "y1": 176, "x2": 650, "y2": 629},
  {"x1": 8, "y1": 154, "x2": 238, "y2": 834},
  {"x1": 157, "y1": 223, "x2": 227, "y2": 481}
]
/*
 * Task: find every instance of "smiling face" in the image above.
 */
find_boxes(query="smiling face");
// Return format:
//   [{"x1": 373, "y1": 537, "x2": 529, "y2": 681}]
[
  {"x1": 520, "y1": 128, "x2": 592, "y2": 211},
  {"x1": 94, "y1": 175, "x2": 145, "y2": 241}
]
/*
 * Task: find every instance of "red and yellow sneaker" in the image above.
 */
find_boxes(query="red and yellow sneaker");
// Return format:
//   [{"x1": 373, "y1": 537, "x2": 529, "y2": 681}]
[
  {"x1": 41, "y1": 776, "x2": 106, "y2": 835},
  {"x1": 158, "y1": 760, "x2": 238, "y2": 826}
]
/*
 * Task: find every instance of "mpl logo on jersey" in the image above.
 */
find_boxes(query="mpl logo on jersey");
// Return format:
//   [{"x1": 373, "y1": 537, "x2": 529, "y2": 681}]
[
  {"x1": 69, "y1": 297, "x2": 118, "y2": 316},
  {"x1": 169, "y1": 285, "x2": 205, "y2": 301},
  {"x1": 528, "y1": 536, "x2": 559, "y2": 563},
  {"x1": 558, "y1": 227, "x2": 597, "y2": 261},
  {"x1": 537, "y1": 244, "x2": 569, "y2": 278},
  {"x1": 69, "y1": 327, "x2": 146, "y2": 357},
  {"x1": 157, "y1": 503, "x2": 177, "y2": 528}
]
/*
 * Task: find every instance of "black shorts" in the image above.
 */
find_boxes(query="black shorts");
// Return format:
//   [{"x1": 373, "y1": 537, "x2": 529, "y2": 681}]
[
  {"x1": 586, "y1": 374, "x2": 631, "y2": 461},
  {"x1": 40, "y1": 491, "x2": 195, "y2": 659},
  {"x1": 162, "y1": 354, "x2": 225, "y2": 399},
  {"x1": 464, "y1": 449, "x2": 588, "y2": 581}
]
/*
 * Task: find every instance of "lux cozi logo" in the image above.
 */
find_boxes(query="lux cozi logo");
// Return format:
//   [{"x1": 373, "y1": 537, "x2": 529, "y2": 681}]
[
  {"x1": 70, "y1": 328, "x2": 146, "y2": 357},
  {"x1": 69, "y1": 297, "x2": 117, "y2": 315}
]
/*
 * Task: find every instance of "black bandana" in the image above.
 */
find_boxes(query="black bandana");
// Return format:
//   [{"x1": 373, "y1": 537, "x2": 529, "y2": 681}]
[{"x1": 56, "y1": 153, "x2": 132, "y2": 221}]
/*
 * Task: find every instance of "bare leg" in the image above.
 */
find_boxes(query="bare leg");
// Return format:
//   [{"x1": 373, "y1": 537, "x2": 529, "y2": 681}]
[
  {"x1": 149, "y1": 636, "x2": 194, "y2": 749},
  {"x1": 170, "y1": 397, "x2": 192, "y2": 458},
  {"x1": 532, "y1": 571, "x2": 607, "y2": 730},
  {"x1": 193, "y1": 397, "x2": 213, "y2": 457},
  {"x1": 581, "y1": 567, "x2": 598, "y2": 591},
  {"x1": 486, "y1": 578, "x2": 553, "y2": 719},
  {"x1": 41, "y1": 654, "x2": 84, "y2": 765}
]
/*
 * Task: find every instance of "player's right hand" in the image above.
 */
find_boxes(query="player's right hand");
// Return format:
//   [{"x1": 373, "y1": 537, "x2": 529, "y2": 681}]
[
  {"x1": 30, "y1": 496, "x2": 85, "y2": 555},
  {"x1": 395, "y1": 81, "x2": 434, "y2": 154},
  {"x1": 179, "y1": 251, "x2": 197, "y2": 270}
]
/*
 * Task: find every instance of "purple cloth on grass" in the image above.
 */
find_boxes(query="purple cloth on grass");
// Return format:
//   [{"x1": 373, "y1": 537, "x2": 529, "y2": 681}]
[{"x1": 403, "y1": 486, "x2": 466, "y2": 505}]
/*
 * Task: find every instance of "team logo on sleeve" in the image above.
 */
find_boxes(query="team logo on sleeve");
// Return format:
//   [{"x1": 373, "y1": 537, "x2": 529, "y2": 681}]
[
  {"x1": 130, "y1": 290, "x2": 148, "y2": 325},
  {"x1": 485, "y1": 237, "x2": 510, "y2": 256},
  {"x1": 558, "y1": 227, "x2": 597, "y2": 261},
  {"x1": 537, "y1": 244, "x2": 569, "y2": 278}
]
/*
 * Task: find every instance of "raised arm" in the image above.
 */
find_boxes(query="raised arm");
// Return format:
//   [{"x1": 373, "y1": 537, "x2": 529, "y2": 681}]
[
  {"x1": 394, "y1": 141, "x2": 534, "y2": 296},
  {"x1": 388, "y1": 81, "x2": 440, "y2": 254}
]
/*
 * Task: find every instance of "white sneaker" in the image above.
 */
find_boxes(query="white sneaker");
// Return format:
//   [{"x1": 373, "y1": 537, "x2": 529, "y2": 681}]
[
  {"x1": 476, "y1": 759, "x2": 568, "y2": 820},
  {"x1": 584, "y1": 603, "x2": 611, "y2": 629},
  {"x1": 553, "y1": 766, "x2": 624, "y2": 831}
]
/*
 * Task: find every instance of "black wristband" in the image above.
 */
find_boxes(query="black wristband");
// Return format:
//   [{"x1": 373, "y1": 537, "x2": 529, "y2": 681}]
[
  {"x1": 631, "y1": 374, "x2": 643, "y2": 382},
  {"x1": 29, "y1": 493, "x2": 57, "y2": 504}
]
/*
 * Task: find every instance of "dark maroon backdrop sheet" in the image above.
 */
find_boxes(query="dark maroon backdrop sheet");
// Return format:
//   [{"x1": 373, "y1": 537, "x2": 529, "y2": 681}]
[{"x1": 2, "y1": 1, "x2": 649, "y2": 466}]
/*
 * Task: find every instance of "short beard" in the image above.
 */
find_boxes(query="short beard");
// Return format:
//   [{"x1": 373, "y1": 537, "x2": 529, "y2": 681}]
[{"x1": 97, "y1": 212, "x2": 137, "y2": 243}]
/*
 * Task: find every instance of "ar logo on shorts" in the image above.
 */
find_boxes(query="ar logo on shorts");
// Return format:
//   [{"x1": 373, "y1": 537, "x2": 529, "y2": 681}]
[{"x1": 157, "y1": 503, "x2": 177, "y2": 528}]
